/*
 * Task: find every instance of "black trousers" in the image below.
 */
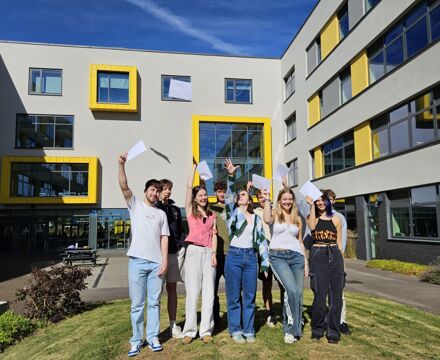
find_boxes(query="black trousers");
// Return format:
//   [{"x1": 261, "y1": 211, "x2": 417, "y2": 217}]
[
  {"x1": 309, "y1": 245, "x2": 344, "y2": 340},
  {"x1": 213, "y1": 254, "x2": 226, "y2": 324}
]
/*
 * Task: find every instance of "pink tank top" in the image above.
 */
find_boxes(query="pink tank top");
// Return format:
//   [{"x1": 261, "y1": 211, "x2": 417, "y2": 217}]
[{"x1": 185, "y1": 213, "x2": 216, "y2": 248}]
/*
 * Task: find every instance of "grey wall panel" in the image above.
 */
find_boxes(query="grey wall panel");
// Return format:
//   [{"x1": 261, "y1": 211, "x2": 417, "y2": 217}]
[
  {"x1": 348, "y1": 0, "x2": 364, "y2": 29},
  {"x1": 307, "y1": 41, "x2": 318, "y2": 75}
]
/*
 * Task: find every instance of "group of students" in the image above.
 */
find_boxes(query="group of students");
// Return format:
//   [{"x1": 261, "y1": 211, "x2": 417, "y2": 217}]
[{"x1": 118, "y1": 153, "x2": 350, "y2": 357}]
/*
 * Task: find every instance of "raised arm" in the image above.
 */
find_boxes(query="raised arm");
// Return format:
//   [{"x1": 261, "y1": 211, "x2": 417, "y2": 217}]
[
  {"x1": 185, "y1": 163, "x2": 197, "y2": 216},
  {"x1": 118, "y1": 153, "x2": 133, "y2": 203},
  {"x1": 224, "y1": 158, "x2": 240, "y2": 217},
  {"x1": 305, "y1": 196, "x2": 317, "y2": 230},
  {"x1": 262, "y1": 190, "x2": 274, "y2": 225}
]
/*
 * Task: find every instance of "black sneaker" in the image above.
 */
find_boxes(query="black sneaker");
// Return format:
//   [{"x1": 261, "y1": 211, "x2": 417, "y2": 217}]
[
  {"x1": 311, "y1": 334, "x2": 322, "y2": 341},
  {"x1": 340, "y1": 322, "x2": 351, "y2": 335},
  {"x1": 327, "y1": 337, "x2": 339, "y2": 344}
]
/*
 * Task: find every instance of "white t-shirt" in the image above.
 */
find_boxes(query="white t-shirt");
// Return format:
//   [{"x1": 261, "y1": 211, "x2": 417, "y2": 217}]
[{"x1": 126, "y1": 196, "x2": 170, "y2": 263}]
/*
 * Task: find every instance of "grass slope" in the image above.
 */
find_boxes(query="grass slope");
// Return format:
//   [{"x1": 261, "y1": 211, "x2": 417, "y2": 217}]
[{"x1": 2, "y1": 291, "x2": 440, "y2": 360}]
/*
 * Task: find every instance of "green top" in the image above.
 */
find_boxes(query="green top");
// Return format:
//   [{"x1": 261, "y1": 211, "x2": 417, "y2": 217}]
[{"x1": 210, "y1": 202, "x2": 230, "y2": 256}]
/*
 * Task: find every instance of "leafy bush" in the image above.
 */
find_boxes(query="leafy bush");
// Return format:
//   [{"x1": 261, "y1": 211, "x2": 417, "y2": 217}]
[
  {"x1": 420, "y1": 257, "x2": 440, "y2": 285},
  {"x1": 16, "y1": 265, "x2": 92, "y2": 323},
  {"x1": 0, "y1": 311, "x2": 36, "y2": 352},
  {"x1": 366, "y1": 259, "x2": 428, "y2": 276}
]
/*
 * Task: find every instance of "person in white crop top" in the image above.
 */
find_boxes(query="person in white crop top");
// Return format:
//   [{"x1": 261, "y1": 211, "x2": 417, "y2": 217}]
[{"x1": 262, "y1": 186, "x2": 308, "y2": 344}]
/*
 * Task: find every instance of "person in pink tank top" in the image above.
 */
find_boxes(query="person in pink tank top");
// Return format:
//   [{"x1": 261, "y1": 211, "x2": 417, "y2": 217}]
[{"x1": 181, "y1": 162, "x2": 217, "y2": 344}]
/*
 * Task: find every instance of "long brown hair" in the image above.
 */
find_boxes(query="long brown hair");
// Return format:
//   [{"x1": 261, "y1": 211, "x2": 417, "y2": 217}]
[
  {"x1": 235, "y1": 188, "x2": 254, "y2": 214},
  {"x1": 191, "y1": 185, "x2": 212, "y2": 219},
  {"x1": 273, "y1": 187, "x2": 299, "y2": 225}
]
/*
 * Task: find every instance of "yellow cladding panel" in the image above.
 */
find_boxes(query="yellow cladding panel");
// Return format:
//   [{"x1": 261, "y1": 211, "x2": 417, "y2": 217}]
[
  {"x1": 354, "y1": 122, "x2": 373, "y2": 166},
  {"x1": 314, "y1": 147, "x2": 323, "y2": 179},
  {"x1": 0, "y1": 156, "x2": 99, "y2": 204},
  {"x1": 89, "y1": 64, "x2": 137, "y2": 112},
  {"x1": 192, "y1": 115, "x2": 272, "y2": 203},
  {"x1": 320, "y1": 15, "x2": 340, "y2": 60},
  {"x1": 351, "y1": 51, "x2": 369, "y2": 97},
  {"x1": 308, "y1": 94, "x2": 321, "y2": 127}
]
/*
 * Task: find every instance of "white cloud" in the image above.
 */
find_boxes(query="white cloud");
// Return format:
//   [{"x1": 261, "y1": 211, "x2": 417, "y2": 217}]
[{"x1": 122, "y1": 0, "x2": 250, "y2": 55}]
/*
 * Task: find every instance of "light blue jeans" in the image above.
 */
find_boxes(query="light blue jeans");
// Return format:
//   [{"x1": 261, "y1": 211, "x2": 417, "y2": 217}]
[
  {"x1": 128, "y1": 257, "x2": 164, "y2": 346},
  {"x1": 224, "y1": 246, "x2": 257, "y2": 337},
  {"x1": 269, "y1": 249, "x2": 304, "y2": 337}
]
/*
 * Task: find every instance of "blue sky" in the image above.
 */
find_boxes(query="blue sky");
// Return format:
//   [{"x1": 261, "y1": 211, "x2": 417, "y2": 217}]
[{"x1": 1, "y1": 0, "x2": 318, "y2": 57}]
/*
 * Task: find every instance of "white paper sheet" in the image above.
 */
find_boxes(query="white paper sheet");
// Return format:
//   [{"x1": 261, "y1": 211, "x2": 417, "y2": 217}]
[
  {"x1": 196, "y1": 160, "x2": 213, "y2": 180},
  {"x1": 126, "y1": 140, "x2": 147, "y2": 161},
  {"x1": 273, "y1": 164, "x2": 290, "y2": 181},
  {"x1": 169, "y1": 79, "x2": 192, "y2": 101},
  {"x1": 299, "y1": 180, "x2": 322, "y2": 202},
  {"x1": 252, "y1": 174, "x2": 271, "y2": 191}
]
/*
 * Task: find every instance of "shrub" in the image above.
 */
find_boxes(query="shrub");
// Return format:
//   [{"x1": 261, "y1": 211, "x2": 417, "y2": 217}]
[
  {"x1": 16, "y1": 265, "x2": 92, "y2": 323},
  {"x1": 366, "y1": 259, "x2": 428, "y2": 276},
  {"x1": 420, "y1": 257, "x2": 440, "y2": 285},
  {"x1": 0, "y1": 311, "x2": 36, "y2": 352}
]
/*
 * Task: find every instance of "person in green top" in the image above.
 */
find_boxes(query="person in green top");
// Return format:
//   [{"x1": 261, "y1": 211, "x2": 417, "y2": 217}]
[{"x1": 210, "y1": 180, "x2": 230, "y2": 328}]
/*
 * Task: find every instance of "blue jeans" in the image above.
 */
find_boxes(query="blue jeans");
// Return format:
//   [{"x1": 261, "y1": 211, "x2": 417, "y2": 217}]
[
  {"x1": 269, "y1": 249, "x2": 304, "y2": 337},
  {"x1": 224, "y1": 246, "x2": 257, "y2": 337},
  {"x1": 128, "y1": 257, "x2": 164, "y2": 346}
]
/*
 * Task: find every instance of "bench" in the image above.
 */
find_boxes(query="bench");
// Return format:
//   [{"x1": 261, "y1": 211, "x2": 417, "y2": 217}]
[{"x1": 62, "y1": 249, "x2": 98, "y2": 266}]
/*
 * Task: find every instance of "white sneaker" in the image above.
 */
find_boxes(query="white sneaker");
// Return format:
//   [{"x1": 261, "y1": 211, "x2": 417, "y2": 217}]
[
  {"x1": 284, "y1": 333, "x2": 297, "y2": 344},
  {"x1": 170, "y1": 324, "x2": 182, "y2": 338}
]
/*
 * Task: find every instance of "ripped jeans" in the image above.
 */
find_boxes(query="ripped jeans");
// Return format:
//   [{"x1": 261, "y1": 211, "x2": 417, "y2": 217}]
[{"x1": 269, "y1": 249, "x2": 304, "y2": 337}]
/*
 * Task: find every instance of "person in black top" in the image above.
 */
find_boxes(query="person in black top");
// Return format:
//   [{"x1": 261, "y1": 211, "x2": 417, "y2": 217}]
[
  {"x1": 155, "y1": 179, "x2": 184, "y2": 338},
  {"x1": 306, "y1": 192, "x2": 344, "y2": 344}
]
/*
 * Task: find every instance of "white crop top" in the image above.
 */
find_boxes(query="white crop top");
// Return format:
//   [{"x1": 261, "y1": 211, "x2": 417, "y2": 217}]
[
  {"x1": 230, "y1": 217, "x2": 254, "y2": 248},
  {"x1": 269, "y1": 222, "x2": 303, "y2": 254}
]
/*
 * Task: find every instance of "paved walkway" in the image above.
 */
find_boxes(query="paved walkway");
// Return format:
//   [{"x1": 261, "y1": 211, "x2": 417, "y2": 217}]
[{"x1": 1, "y1": 253, "x2": 439, "y2": 315}]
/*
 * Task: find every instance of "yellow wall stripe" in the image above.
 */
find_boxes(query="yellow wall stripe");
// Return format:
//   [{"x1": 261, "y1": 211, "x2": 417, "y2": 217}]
[
  {"x1": 354, "y1": 122, "x2": 373, "y2": 166},
  {"x1": 320, "y1": 15, "x2": 340, "y2": 60},
  {"x1": 351, "y1": 51, "x2": 369, "y2": 97},
  {"x1": 314, "y1": 147, "x2": 323, "y2": 179},
  {"x1": 308, "y1": 93, "x2": 321, "y2": 127}
]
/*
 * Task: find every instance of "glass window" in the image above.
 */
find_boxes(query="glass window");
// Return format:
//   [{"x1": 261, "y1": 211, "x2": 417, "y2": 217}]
[
  {"x1": 368, "y1": 47, "x2": 385, "y2": 83},
  {"x1": 430, "y1": 2, "x2": 440, "y2": 41},
  {"x1": 10, "y1": 162, "x2": 88, "y2": 197},
  {"x1": 413, "y1": 205, "x2": 438, "y2": 237},
  {"x1": 29, "y1": 68, "x2": 62, "y2": 95},
  {"x1": 405, "y1": 2, "x2": 428, "y2": 28},
  {"x1": 390, "y1": 207, "x2": 411, "y2": 237},
  {"x1": 385, "y1": 37, "x2": 404, "y2": 72},
  {"x1": 306, "y1": 38, "x2": 321, "y2": 75},
  {"x1": 340, "y1": 68, "x2": 352, "y2": 104},
  {"x1": 389, "y1": 104, "x2": 409, "y2": 123},
  {"x1": 161, "y1": 75, "x2": 191, "y2": 101},
  {"x1": 287, "y1": 159, "x2": 298, "y2": 187},
  {"x1": 97, "y1": 72, "x2": 129, "y2": 103},
  {"x1": 411, "y1": 185, "x2": 437, "y2": 203},
  {"x1": 406, "y1": 17, "x2": 429, "y2": 58},
  {"x1": 284, "y1": 68, "x2": 295, "y2": 99},
  {"x1": 390, "y1": 119, "x2": 410, "y2": 153},
  {"x1": 225, "y1": 79, "x2": 252, "y2": 104},
  {"x1": 338, "y1": 5, "x2": 349, "y2": 39},
  {"x1": 322, "y1": 133, "x2": 354, "y2": 175},
  {"x1": 365, "y1": 0, "x2": 381, "y2": 12},
  {"x1": 285, "y1": 114, "x2": 296, "y2": 143},
  {"x1": 411, "y1": 112, "x2": 435, "y2": 146},
  {"x1": 16, "y1": 114, "x2": 74, "y2": 149},
  {"x1": 198, "y1": 122, "x2": 264, "y2": 194}
]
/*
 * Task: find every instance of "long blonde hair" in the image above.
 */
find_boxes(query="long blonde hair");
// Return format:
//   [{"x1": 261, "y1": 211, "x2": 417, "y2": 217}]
[{"x1": 273, "y1": 187, "x2": 299, "y2": 225}]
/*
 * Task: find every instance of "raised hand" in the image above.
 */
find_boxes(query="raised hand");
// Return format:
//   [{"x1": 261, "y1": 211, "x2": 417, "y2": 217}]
[
  {"x1": 118, "y1": 153, "x2": 128, "y2": 165},
  {"x1": 224, "y1": 158, "x2": 240, "y2": 175},
  {"x1": 305, "y1": 195, "x2": 314, "y2": 206},
  {"x1": 282, "y1": 175, "x2": 289, "y2": 188},
  {"x1": 246, "y1": 181, "x2": 253, "y2": 192}
]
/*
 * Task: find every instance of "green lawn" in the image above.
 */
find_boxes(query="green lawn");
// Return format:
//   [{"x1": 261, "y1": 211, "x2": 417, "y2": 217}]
[{"x1": 2, "y1": 290, "x2": 440, "y2": 360}]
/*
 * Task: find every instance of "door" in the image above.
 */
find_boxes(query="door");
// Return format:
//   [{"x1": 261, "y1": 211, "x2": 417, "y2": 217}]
[{"x1": 366, "y1": 204, "x2": 378, "y2": 259}]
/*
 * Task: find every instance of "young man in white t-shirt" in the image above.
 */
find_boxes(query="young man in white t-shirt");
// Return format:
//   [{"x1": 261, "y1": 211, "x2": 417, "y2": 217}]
[{"x1": 118, "y1": 153, "x2": 169, "y2": 357}]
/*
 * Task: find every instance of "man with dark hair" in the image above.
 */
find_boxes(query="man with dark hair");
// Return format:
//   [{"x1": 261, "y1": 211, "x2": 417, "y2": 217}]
[
  {"x1": 324, "y1": 189, "x2": 350, "y2": 335},
  {"x1": 155, "y1": 179, "x2": 185, "y2": 338},
  {"x1": 118, "y1": 153, "x2": 169, "y2": 356},
  {"x1": 210, "y1": 179, "x2": 229, "y2": 327}
]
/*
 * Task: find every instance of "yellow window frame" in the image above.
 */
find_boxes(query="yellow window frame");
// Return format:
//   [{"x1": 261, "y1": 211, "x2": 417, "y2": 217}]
[
  {"x1": 89, "y1": 64, "x2": 137, "y2": 112},
  {"x1": 192, "y1": 115, "x2": 272, "y2": 203},
  {"x1": 0, "y1": 156, "x2": 98, "y2": 204}
]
